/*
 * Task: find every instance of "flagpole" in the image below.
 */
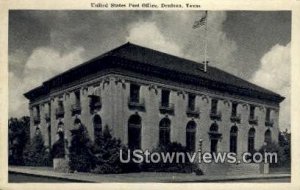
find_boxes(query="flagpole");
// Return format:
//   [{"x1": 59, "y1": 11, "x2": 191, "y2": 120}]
[{"x1": 204, "y1": 11, "x2": 208, "y2": 73}]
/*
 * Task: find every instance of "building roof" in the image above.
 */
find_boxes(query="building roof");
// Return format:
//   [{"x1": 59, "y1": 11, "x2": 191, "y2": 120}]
[{"x1": 24, "y1": 42, "x2": 285, "y2": 103}]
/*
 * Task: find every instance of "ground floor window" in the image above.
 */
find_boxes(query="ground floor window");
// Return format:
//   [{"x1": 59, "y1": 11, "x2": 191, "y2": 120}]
[
  {"x1": 186, "y1": 121, "x2": 196, "y2": 152},
  {"x1": 159, "y1": 118, "x2": 171, "y2": 147},
  {"x1": 264, "y1": 129, "x2": 272, "y2": 144},
  {"x1": 128, "y1": 114, "x2": 142, "y2": 149},
  {"x1": 47, "y1": 123, "x2": 51, "y2": 147},
  {"x1": 209, "y1": 123, "x2": 219, "y2": 153},
  {"x1": 229, "y1": 126, "x2": 238, "y2": 153},
  {"x1": 248, "y1": 128, "x2": 255, "y2": 152},
  {"x1": 93, "y1": 115, "x2": 102, "y2": 140}
]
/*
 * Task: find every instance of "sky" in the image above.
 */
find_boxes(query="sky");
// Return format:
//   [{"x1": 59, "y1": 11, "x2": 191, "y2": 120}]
[{"x1": 8, "y1": 10, "x2": 291, "y2": 130}]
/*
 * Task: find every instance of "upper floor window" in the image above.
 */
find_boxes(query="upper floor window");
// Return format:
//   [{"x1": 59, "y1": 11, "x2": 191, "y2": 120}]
[
  {"x1": 75, "y1": 90, "x2": 80, "y2": 105},
  {"x1": 58, "y1": 100, "x2": 63, "y2": 108},
  {"x1": 188, "y1": 94, "x2": 196, "y2": 111},
  {"x1": 130, "y1": 84, "x2": 140, "y2": 103},
  {"x1": 250, "y1": 105, "x2": 255, "y2": 119},
  {"x1": 266, "y1": 108, "x2": 271, "y2": 121},
  {"x1": 231, "y1": 102, "x2": 238, "y2": 116},
  {"x1": 47, "y1": 102, "x2": 51, "y2": 113},
  {"x1": 211, "y1": 99, "x2": 218, "y2": 114},
  {"x1": 35, "y1": 105, "x2": 40, "y2": 118},
  {"x1": 33, "y1": 105, "x2": 41, "y2": 124},
  {"x1": 161, "y1": 89, "x2": 170, "y2": 107}
]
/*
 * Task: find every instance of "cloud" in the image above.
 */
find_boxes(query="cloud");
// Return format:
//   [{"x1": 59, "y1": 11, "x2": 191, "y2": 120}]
[
  {"x1": 9, "y1": 46, "x2": 85, "y2": 117},
  {"x1": 251, "y1": 43, "x2": 290, "y2": 130},
  {"x1": 186, "y1": 12, "x2": 238, "y2": 74},
  {"x1": 126, "y1": 22, "x2": 182, "y2": 56},
  {"x1": 125, "y1": 11, "x2": 238, "y2": 75}
]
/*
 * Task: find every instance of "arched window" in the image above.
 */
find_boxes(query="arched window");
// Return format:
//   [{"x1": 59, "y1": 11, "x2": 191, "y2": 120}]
[
  {"x1": 57, "y1": 121, "x2": 64, "y2": 132},
  {"x1": 47, "y1": 123, "x2": 51, "y2": 147},
  {"x1": 248, "y1": 128, "x2": 255, "y2": 152},
  {"x1": 209, "y1": 123, "x2": 219, "y2": 153},
  {"x1": 128, "y1": 115, "x2": 142, "y2": 149},
  {"x1": 74, "y1": 118, "x2": 81, "y2": 125},
  {"x1": 93, "y1": 115, "x2": 102, "y2": 139},
  {"x1": 264, "y1": 129, "x2": 272, "y2": 144},
  {"x1": 229, "y1": 126, "x2": 238, "y2": 153},
  {"x1": 186, "y1": 121, "x2": 196, "y2": 152},
  {"x1": 159, "y1": 118, "x2": 171, "y2": 147}
]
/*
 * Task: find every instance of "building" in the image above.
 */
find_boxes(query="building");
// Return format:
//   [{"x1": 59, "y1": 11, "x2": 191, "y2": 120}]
[{"x1": 24, "y1": 42, "x2": 284, "y2": 160}]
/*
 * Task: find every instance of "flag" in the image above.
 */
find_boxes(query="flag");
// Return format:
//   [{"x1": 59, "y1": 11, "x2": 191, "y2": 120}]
[{"x1": 193, "y1": 11, "x2": 207, "y2": 29}]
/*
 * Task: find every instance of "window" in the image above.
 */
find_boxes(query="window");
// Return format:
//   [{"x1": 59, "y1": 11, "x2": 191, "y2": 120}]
[
  {"x1": 46, "y1": 102, "x2": 51, "y2": 120},
  {"x1": 231, "y1": 102, "x2": 238, "y2": 117},
  {"x1": 128, "y1": 115, "x2": 142, "y2": 149},
  {"x1": 210, "y1": 123, "x2": 218, "y2": 132},
  {"x1": 130, "y1": 84, "x2": 140, "y2": 103},
  {"x1": 209, "y1": 123, "x2": 219, "y2": 153},
  {"x1": 47, "y1": 124, "x2": 51, "y2": 147},
  {"x1": 229, "y1": 126, "x2": 238, "y2": 153},
  {"x1": 74, "y1": 118, "x2": 81, "y2": 126},
  {"x1": 58, "y1": 100, "x2": 64, "y2": 110},
  {"x1": 188, "y1": 94, "x2": 196, "y2": 111},
  {"x1": 159, "y1": 118, "x2": 171, "y2": 147},
  {"x1": 36, "y1": 106, "x2": 40, "y2": 117},
  {"x1": 264, "y1": 129, "x2": 272, "y2": 144},
  {"x1": 75, "y1": 90, "x2": 80, "y2": 105},
  {"x1": 33, "y1": 105, "x2": 41, "y2": 124},
  {"x1": 57, "y1": 121, "x2": 64, "y2": 141},
  {"x1": 93, "y1": 115, "x2": 102, "y2": 140},
  {"x1": 250, "y1": 105, "x2": 255, "y2": 119},
  {"x1": 211, "y1": 99, "x2": 218, "y2": 114},
  {"x1": 248, "y1": 128, "x2": 255, "y2": 152},
  {"x1": 186, "y1": 121, "x2": 196, "y2": 152},
  {"x1": 266, "y1": 108, "x2": 271, "y2": 121},
  {"x1": 90, "y1": 96, "x2": 101, "y2": 106},
  {"x1": 161, "y1": 89, "x2": 170, "y2": 107}
]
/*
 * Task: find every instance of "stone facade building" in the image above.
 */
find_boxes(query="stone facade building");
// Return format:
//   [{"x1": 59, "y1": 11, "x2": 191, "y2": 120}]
[{"x1": 24, "y1": 42, "x2": 284, "y2": 160}]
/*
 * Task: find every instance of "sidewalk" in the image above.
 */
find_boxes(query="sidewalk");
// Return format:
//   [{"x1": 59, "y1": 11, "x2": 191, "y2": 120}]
[{"x1": 8, "y1": 166, "x2": 291, "y2": 183}]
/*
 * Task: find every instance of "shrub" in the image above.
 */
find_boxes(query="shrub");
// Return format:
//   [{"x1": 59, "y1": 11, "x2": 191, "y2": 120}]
[
  {"x1": 51, "y1": 132, "x2": 66, "y2": 159},
  {"x1": 92, "y1": 125, "x2": 140, "y2": 174},
  {"x1": 23, "y1": 131, "x2": 52, "y2": 167},
  {"x1": 68, "y1": 124, "x2": 95, "y2": 172},
  {"x1": 141, "y1": 142, "x2": 199, "y2": 173}
]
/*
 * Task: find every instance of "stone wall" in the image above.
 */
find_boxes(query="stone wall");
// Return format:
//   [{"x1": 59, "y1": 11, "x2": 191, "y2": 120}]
[{"x1": 29, "y1": 73, "x2": 280, "y2": 159}]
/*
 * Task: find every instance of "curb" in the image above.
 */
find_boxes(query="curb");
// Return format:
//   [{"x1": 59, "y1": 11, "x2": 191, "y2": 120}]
[{"x1": 8, "y1": 167, "x2": 291, "y2": 183}]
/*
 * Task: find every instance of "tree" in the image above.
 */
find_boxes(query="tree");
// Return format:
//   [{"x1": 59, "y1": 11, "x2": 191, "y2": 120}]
[
  {"x1": 23, "y1": 130, "x2": 52, "y2": 167},
  {"x1": 278, "y1": 130, "x2": 291, "y2": 167},
  {"x1": 8, "y1": 117, "x2": 30, "y2": 165},
  {"x1": 92, "y1": 125, "x2": 139, "y2": 174},
  {"x1": 51, "y1": 131, "x2": 66, "y2": 159},
  {"x1": 258, "y1": 133, "x2": 291, "y2": 168},
  {"x1": 68, "y1": 124, "x2": 95, "y2": 172}
]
